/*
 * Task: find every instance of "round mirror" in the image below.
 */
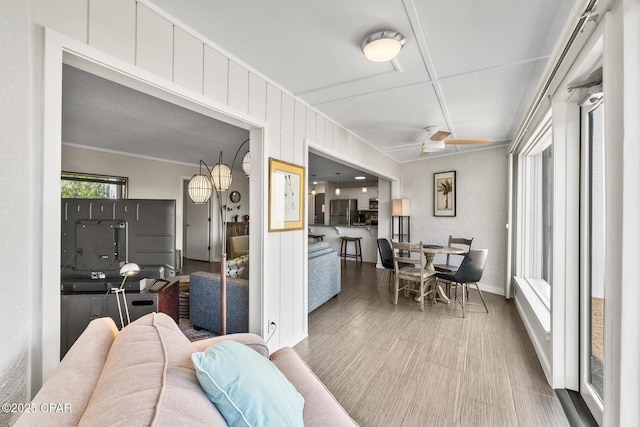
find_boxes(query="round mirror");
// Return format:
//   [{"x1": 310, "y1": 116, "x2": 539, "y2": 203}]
[{"x1": 229, "y1": 190, "x2": 241, "y2": 203}]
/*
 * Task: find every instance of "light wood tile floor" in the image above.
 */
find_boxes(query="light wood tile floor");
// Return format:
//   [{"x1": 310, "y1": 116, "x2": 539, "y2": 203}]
[{"x1": 294, "y1": 261, "x2": 570, "y2": 427}]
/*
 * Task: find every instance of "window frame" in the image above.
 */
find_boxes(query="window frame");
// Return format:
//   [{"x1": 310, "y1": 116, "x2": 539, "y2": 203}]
[
  {"x1": 516, "y1": 115, "x2": 553, "y2": 311},
  {"x1": 61, "y1": 171, "x2": 128, "y2": 199}
]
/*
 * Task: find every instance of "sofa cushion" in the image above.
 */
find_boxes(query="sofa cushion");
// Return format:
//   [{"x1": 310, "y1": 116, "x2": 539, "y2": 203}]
[
  {"x1": 78, "y1": 312, "x2": 225, "y2": 426},
  {"x1": 192, "y1": 340, "x2": 304, "y2": 427},
  {"x1": 229, "y1": 235, "x2": 249, "y2": 259},
  {"x1": 226, "y1": 254, "x2": 249, "y2": 278},
  {"x1": 270, "y1": 347, "x2": 357, "y2": 426}
]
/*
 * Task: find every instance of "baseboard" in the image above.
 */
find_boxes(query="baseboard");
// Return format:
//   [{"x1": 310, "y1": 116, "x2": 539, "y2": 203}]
[{"x1": 478, "y1": 281, "x2": 504, "y2": 296}]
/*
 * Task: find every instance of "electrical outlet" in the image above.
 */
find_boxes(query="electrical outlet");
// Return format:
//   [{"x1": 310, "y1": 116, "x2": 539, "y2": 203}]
[{"x1": 268, "y1": 320, "x2": 276, "y2": 332}]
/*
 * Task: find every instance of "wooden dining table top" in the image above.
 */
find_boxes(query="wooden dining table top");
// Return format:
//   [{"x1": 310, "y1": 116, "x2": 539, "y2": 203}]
[{"x1": 422, "y1": 245, "x2": 466, "y2": 255}]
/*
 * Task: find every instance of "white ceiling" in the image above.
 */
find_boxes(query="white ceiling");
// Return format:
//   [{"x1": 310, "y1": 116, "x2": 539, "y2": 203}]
[
  {"x1": 62, "y1": 0, "x2": 576, "y2": 182},
  {"x1": 62, "y1": 65, "x2": 250, "y2": 170},
  {"x1": 148, "y1": 0, "x2": 575, "y2": 161}
]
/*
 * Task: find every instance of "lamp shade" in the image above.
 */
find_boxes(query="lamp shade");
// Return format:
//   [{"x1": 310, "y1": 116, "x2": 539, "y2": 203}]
[
  {"x1": 241, "y1": 151, "x2": 250, "y2": 177},
  {"x1": 335, "y1": 187, "x2": 341, "y2": 196},
  {"x1": 119, "y1": 262, "x2": 140, "y2": 277},
  {"x1": 188, "y1": 174, "x2": 213, "y2": 204},
  {"x1": 211, "y1": 162, "x2": 232, "y2": 191},
  {"x1": 361, "y1": 31, "x2": 406, "y2": 62},
  {"x1": 392, "y1": 198, "x2": 411, "y2": 216}
]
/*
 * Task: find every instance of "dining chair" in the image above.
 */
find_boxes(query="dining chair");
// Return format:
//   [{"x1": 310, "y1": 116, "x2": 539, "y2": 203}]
[
  {"x1": 435, "y1": 249, "x2": 488, "y2": 318},
  {"x1": 433, "y1": 235, "x2": 473, "y2": 273},
  {"x1": 376, "y1": 238, "x2": 413, "y2": 290},
  {"x1": 391, "y1": 241, "x2": 435, "y2": 311}
]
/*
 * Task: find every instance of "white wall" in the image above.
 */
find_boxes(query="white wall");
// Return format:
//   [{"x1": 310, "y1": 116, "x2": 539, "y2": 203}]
[
  {"x1": 0, "y1": 0, "x2": 33, "y2": 424},
  {"x1": 12, "y1": 0, "x2": 400, "y2": 398},
  {"x1": 397, "y1": 146, "x2": 509, "y2": 295}
]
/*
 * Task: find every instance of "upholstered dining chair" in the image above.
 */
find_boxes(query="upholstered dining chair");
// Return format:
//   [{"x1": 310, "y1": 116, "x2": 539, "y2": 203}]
[
  {"x1": 433, "y1": 235, "x2": 473, "y2": 273},
  {"x1": 435, "y1": 249, "x2": 488, "y2": 318},
  {"x1": 391, "y1": 241, "x2": 435, "y2": 311},
  {"x1": 376, "y1": 238, "x2": 413, "y2": 290}
]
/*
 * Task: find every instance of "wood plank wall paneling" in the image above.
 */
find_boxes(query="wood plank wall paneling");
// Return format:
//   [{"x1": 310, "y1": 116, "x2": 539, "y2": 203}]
[
  {"x1": 228, "y1": 60, "x2": 249, "y2": 113},
  {"x1": 305, "y1": 108, "x2": 317, "y2": 142},
  {"x1": 136, "y1": 4, "x2": 174, "y2": 81},
  {"x1": 266, "y1": 83, "x2": 282, "y2": 157},
  {"x1": 248, "y1": 73, "x2": 267, "y2": 121},
  {"x1": 281, "y1": 93, "x2": 295, "y2": 138},
  {"x1": 88, "y1": 0, "x2": 135, "y2": 63},
  {"x1": 173, "y1": 27, "x2": 204, "y2": 94},
  {"x1": 203, "y1": 45, "x2": 229, "y2": 104}
]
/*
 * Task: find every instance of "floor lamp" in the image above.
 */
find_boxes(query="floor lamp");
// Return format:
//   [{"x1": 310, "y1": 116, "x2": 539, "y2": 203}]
[{"x1": 187, "y1": 139, "x2": 250, "y2": 335}]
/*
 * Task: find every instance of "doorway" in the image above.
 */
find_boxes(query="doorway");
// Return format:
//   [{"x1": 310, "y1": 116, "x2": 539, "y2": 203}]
[
  {"x1": 42, "y1": 33, "x2": 265, "y2": 383},
  {"x1": 183, "y1": 179, "x2": 210, "y2": 261}
]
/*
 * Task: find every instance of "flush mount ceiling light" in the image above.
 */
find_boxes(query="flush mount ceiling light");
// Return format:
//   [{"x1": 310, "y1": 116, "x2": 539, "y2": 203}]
[{"x1": 361, "y1": 30, "x2": 406, "y2": 62}]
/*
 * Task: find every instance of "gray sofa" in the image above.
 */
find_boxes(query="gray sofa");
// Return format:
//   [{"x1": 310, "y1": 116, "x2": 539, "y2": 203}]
[
  {"x1": 308, "y1": 241, "x2": 341, "y2": 312},
  {"x1": 190, "y1": 271, "x2": 248, "y2": 334}
]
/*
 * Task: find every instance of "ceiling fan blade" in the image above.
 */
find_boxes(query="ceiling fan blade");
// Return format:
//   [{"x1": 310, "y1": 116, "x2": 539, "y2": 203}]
[
  {"x1": 419, "y1": 150, "x2": 430, "y2": 156},
  {"x1": 444, "y1": 138, "x2": 491, "y2": 145},
  {"x1": 430, "y1": 130, "x2": 451, "y2": 141}
]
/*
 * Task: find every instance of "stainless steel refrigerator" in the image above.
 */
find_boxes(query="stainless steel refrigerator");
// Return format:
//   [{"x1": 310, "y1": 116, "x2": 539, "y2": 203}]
[{"x1": 329, "y1": 199, "x2": 358, "y2": 225}]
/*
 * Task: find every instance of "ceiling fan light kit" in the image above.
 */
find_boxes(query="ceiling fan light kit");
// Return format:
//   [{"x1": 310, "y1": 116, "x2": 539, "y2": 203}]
[{"x1": 361, "y1": 30, "x2": 405, "y2": 62}]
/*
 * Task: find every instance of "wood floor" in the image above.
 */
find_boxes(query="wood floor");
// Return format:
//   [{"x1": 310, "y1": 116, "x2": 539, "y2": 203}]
[{"x1": 294, "y1": 261, "x2": 570, "y2": 427}]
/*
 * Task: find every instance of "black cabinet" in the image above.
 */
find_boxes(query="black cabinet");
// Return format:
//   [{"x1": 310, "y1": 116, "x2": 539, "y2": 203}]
[{"x1": 60, "y1": 282, "x2": 179, "y2": 357}]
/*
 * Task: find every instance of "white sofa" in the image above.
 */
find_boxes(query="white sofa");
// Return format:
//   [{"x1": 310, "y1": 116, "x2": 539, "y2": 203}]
[{"x1": 16, "y1": 312, "x2": 357, "y2": 426}]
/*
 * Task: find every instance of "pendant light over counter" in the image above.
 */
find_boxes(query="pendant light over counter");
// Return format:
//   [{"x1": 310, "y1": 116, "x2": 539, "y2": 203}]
[{"x1": 335, "y1": 172, "x2": 341, "y2": 196}]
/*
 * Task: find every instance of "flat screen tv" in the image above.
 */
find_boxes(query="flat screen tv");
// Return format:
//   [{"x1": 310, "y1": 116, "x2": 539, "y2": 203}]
[{"x1": 61, "y1": 199, "x2": 176, "y2": 291}]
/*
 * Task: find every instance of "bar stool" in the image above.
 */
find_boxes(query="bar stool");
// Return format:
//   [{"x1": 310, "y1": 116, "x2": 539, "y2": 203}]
[{"x1": 340, "y1": 236, "x2": 362, "y2": 262}]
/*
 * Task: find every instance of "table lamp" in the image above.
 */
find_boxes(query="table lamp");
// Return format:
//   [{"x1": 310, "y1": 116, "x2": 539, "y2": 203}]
[{"x1": 114, "y1": 262, "x2": 140, "y2": 329}]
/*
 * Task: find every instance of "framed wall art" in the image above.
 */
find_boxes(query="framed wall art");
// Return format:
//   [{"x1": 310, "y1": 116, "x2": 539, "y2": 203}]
[
  {"x1": 434, "y1": 170, "x2": 456, "y2": 217},
  {"x1": 268, "y1": 157, "x2": 305, "y2": 231}
]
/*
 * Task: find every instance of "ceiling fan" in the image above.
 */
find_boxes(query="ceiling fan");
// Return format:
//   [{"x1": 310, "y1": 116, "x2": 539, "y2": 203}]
[{"x1": 419, "y1": 126, "x2": 491, "y2": 156}]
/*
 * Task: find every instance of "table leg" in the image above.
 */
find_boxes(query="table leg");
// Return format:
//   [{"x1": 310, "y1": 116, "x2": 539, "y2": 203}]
[
  {"x1": 425, "y1": 253, "x2": 450, "y2": 304},
  {"x1": 425, "y1": 253, "x2": 435, "y2": 272},
  {"x1": 434, "y1": 279, "x2": 450, "y2": 304}
]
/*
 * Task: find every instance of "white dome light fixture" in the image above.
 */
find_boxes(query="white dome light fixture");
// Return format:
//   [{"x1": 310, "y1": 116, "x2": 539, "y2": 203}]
[{"x1": 361, "y1": 30, "x2": 406, "y2": 62}]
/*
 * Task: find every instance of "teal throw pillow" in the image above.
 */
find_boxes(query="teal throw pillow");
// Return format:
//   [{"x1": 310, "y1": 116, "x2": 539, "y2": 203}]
[{"x1": 191, "y1": 340, "x2": 304, "y2": 427}]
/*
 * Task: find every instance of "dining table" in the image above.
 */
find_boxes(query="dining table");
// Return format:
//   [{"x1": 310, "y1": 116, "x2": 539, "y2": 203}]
[{"x1": 421, "y1": 244, "x2": 466, "y2": 303}]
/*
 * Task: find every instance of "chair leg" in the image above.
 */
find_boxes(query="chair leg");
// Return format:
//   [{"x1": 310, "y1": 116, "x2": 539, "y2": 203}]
[
  {"x1": 376, "y1": 269, "x2": 386, "y2": 290},
  {"x1": 419, "y1": 280, "x2": 424, "y2": 311},
  {"x1": 474, "y1": 282, "x2": 489, "y2": 313},
  {"x1": 460, "y1": 283, "x2": 466, "y2": 318},
  {"x1": 394, "y1": 275, "x2": 399, "y2": 305}
]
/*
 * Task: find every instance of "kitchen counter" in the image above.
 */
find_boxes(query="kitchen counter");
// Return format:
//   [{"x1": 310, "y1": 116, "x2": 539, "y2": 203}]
[{"x1": 308, "y1": 224, "x2": 378, "y2": 263}]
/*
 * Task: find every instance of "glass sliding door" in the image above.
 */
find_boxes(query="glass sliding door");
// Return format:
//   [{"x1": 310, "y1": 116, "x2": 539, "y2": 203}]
[{"x1": 580, "y1": 97, "x2": 605, "y2": 424}]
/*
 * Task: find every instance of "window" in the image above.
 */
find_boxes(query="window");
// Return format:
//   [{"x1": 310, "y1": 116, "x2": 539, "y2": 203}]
[
  {"x1": 517, "y1": 116, "x2": 553, "y2": 308},
  {"x1": 61, "y1": 172, "x2": 128, "y2": 199}
]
